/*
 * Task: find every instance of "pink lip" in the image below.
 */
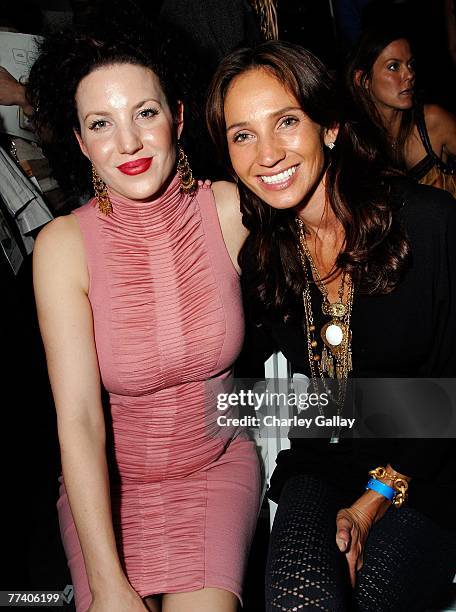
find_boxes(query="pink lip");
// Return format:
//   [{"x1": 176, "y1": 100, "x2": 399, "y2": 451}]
[{"x1": 117, "y1": 157, "x2": 152, "y2": 175}]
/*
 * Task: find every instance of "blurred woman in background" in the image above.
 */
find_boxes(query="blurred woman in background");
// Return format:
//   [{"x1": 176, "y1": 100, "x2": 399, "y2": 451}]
[{"x1": 346, "y1": 28, "x2": 456, "y2": 197}]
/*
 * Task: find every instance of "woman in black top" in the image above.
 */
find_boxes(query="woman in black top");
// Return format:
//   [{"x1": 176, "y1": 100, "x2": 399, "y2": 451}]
[
  {"x1": 346, "y1": 28, "x2": 456, "y2": 197},
  {"x1": 207, "y1": 41, "x2": 456, "y2": 610}
]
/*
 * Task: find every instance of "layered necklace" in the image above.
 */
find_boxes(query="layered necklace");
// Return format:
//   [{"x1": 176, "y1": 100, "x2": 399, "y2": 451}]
[{"x1": 297, "y1": 218, "x2": 354, "y2": 441}]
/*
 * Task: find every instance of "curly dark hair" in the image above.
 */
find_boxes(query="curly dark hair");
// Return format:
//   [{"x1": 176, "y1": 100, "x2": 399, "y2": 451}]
[
  {"x1": 26, "y1": 29, "x2": 184, "y2": 197},
  {"x1": 206, "y1": 41, "x2": 410, "y2": 315}
]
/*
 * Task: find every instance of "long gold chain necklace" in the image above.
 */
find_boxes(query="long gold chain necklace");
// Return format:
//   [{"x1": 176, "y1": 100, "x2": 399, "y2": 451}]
[{"x1": 297, "y1": 218, "x2": 354, "y2": 442}]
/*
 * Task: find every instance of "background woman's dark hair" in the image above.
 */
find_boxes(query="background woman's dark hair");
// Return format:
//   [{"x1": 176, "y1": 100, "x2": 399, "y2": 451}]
[
  {"x1": 345, "y1": 27, "x2": 415, "y2": 170},
  {"x1": 206, "y1": 40, "x2": 410, "y2": 316},
  {"x1": 27, "y1": 29, "x2": 183, "y2": 197}
]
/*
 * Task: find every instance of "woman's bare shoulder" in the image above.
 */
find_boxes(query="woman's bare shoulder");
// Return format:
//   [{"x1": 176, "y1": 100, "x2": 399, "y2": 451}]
[
  {"x1": 34, "y1": 213, "x2": 88, "y2": 290},
  {"x1": 211, "y1": 180, "x2": 242, "y2": 226},
  {"x1": 211, "y1": 180, "x2": 239, "y2": 205},
  {"x1": 424, "y1": 104, "x2": 456, "y2": 154},
  {"x1": 424, "y1": 104, "x2": 456, "y2": 132},
  {"x1": 211, "y1": 180, "x2": 248, "y2": 273},
  {"x1": 36, "y1": 213, "x2": 79, "y2": 243},
  {"x1": 35, "y1": 212, "x2": 86, "y2": 254}
]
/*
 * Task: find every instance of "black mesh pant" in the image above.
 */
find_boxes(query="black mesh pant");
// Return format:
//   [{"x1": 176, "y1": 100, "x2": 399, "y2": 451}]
[{"x1": 265, "y1": 475, "x2": 456, "y2": 611}]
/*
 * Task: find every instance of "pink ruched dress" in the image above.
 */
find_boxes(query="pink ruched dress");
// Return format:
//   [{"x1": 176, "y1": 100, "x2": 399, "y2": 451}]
[{"x1": 57, "y1": 176, "x2": 261, "y2": 611}]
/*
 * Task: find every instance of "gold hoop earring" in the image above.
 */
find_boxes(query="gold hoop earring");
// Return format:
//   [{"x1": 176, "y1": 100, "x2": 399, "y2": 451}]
[
  {"x1": 92, "y1": 165, "x2": 112, "y2": 215},
  {"x1": 177, "y1": 143, "x2": 196, "y2": 194}
]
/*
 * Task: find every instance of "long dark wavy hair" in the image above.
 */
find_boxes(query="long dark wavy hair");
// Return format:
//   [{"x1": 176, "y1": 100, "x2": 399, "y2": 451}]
[
  {"x1": 345, "y1": 28, "x2": 415, "y2": 171},
  {"x1": 206, "y1": 41, "x2": 410, "y2": 316},
  {"x1": 26, "y1": 30, "x2": 183, "y2": 197}
]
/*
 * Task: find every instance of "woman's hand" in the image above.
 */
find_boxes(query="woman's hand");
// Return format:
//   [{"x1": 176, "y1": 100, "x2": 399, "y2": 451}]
[
  {"x1": 336, "y1": 464, "x2": 410, "y2": 586},
  {"x1": 0, "y1": 66, "x2": 33, "y2": 115},
  {"x1": 197, "y1": 179, "x2": 212, "y2": 189},
  {"x1": 88, "y1": 584, "x2": 148, "y2": 611},
  {"x1": 335, "y1": 489, "x2": 391, "y2": 587}
]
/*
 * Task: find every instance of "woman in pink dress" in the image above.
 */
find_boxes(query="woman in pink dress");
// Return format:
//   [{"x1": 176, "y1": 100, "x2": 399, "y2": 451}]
[{"x1": 29, "y1": 32, "x2": 261, "y2": 612}]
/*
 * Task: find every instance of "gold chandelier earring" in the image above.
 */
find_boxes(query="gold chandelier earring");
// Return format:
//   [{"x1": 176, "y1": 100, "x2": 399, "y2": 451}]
[
  {"x1": 92, "y1": 165, "x2": 112, "y2": 215},
  {"x1": 177, "y1": 143, "x2": 197, "y2": 194}
]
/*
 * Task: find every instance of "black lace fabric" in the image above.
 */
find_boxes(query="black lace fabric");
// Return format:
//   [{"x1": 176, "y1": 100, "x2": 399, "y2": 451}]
[{"x1": 265, "y1": 475, "x2": 456, "y2": 611}]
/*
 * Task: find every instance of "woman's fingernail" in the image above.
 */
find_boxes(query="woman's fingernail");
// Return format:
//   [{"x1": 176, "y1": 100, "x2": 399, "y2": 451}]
[{"x1": 338, "y1": 539, "x2": 347, "y2": 551}]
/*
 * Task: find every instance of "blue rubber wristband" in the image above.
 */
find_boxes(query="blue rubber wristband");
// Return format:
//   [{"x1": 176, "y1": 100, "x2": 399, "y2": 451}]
[{"x1": 365, "y1": 478, "x2": 395, "y2": 501}]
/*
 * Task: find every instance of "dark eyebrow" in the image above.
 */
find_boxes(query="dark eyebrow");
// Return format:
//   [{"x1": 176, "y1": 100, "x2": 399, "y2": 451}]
[
  {"x1": 84, "y1": 98, "x2": 162, "y2": 121},
  {"x1": 226, "y1": 106, "x2": 302, "y2": 132},
  {"x1": 384, "y1": 57, "x2": 413, "y2": 63}
]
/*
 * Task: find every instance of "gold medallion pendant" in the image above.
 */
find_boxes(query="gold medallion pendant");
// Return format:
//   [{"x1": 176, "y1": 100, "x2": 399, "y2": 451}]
[
  {"x1": 320, "y1": 320, "x2": 352, "y2": 377},
  {"x1": 322, "y1": 301, "x2": 347, "y2": 318},
  {"x1": 321, "y1": 320, "x2": 349, "y2": 356}
]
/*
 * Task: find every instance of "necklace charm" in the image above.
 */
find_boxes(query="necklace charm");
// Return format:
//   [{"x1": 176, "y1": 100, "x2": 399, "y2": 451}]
[
  {"x1": 320, "y1": 320, "x2": 351, "y2": 378},
  {"x1": 322, "y1": 301, "x2": 347, "y2": 318},
  {"x1": 322, "y1": 321, "x2": 345, "y2": 348}
]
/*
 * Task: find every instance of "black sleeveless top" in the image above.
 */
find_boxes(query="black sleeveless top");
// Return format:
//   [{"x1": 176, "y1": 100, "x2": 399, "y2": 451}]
[{"x1": 408, "y1": 153, "x2": 435, "y2": 182}]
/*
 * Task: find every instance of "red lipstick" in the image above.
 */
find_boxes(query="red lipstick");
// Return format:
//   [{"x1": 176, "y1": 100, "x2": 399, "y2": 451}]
[{"x1": 117, "y1": 157, "x2": 152, "y2": 175}]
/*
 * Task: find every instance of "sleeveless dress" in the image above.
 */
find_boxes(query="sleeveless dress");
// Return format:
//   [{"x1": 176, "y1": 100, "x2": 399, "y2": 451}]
[{"x1": 56, "y1": 176, "x2": 261, "y2": 611}]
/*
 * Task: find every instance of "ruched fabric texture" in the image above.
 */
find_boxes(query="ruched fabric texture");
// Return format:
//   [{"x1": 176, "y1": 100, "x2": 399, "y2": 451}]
[{"x1": 58, "y1": 177, "x2": 261, "y2": 610}]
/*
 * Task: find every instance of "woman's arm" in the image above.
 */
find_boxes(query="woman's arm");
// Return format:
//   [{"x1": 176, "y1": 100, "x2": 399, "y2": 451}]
[
  {"x1": 33, "y1": 217, "x2": 145, "y2": 611},
  {"x1": 336, "y1": 192, "x2": 456, "y2": 585},
  {"x1": 212, "y1": 180, "x2": 248, "y2": 273},
  {"x1": 335, "y1": 463, "x2": 411, "y2": 587}
]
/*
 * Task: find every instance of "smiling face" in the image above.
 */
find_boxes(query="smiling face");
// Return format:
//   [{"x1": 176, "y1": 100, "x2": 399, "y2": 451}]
[
  {"x1": 75, "y1": 63, "x2": 182, "y2": 201},
  {"x1": 224, "y1": 68, "x2": 337, "y2": 212},
  {"x1": 367, "y1": 38, "x2": 415, "y2": 112}
]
